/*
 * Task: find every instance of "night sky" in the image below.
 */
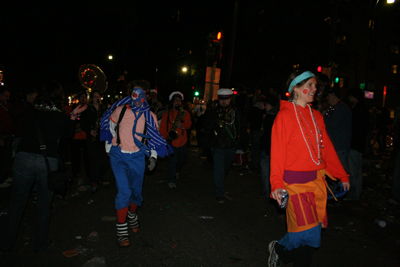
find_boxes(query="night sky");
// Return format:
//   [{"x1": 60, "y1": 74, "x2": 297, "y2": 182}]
[{"x1": 1, "y1": 0, "x2": 332, "y2": 101}]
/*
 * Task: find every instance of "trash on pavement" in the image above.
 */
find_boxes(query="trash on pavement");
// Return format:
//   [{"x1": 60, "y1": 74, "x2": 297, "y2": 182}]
[
  {"x1": 87, "y1": 231, "x2": 99, "y2": 242},
  {"x1": 63, "y1": 250, "x2": 79, "y2": 258},
  {"x1": 81, "y1": 257, "x2": 106, "y2": 267}
]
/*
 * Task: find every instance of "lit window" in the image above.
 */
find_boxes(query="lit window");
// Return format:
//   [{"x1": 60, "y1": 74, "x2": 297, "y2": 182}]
[{"x1": 391, "y1": 65, "x2": 397, "y2": 74}]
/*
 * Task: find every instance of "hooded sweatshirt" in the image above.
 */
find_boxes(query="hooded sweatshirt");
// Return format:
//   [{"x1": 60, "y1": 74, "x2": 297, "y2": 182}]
[{"x1": 270, "y1": 100, "x2": 349, "y2": 193}]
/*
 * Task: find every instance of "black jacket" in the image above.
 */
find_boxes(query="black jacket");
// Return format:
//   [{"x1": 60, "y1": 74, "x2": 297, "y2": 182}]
[{"x1": 203, "y1": 104, "x2": 248, "y2": 150}]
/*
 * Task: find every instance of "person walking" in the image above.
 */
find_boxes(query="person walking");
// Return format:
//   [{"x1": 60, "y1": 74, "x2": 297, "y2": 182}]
[
  {"x1": 100, "y1": 80, "x2": 172, "y2": 247},
  {"x1": 202, "y1": 88, "x2": 248, "y2": 203},
  {"x1": 267, "y1": 71, "x2": 350, "y2": 267},
  {"x1": 159, "y1": 92, "x2": 192, "y2": 188}
]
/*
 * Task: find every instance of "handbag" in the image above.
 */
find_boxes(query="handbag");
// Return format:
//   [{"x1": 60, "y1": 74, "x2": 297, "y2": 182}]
[
  {"x1": 35, "y1": 124, "x2": 71, "y2": 193},
  {"x1": 325, "y1": 176, "x2": 347, "y2": 200}
]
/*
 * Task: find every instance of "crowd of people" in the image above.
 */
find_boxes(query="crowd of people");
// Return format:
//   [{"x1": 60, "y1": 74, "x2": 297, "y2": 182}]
[{"x1": 0, "y1": 70, "x2": 399, "y2": 266}]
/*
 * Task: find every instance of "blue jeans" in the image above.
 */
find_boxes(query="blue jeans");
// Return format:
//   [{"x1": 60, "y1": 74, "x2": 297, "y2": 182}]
[
  {"x1": 260, "y1": 151, "x2": 270, "y2": 198},
  {"x1": 392, "y1": 148, "x2": 400, "y2": 202},
  {"x1": 109, "y1": 146, "x2": 145, "y2": 210},
  {"x1": 212, "y1": 147, "x2": 236, "y2": 197},
  {"x1": 168, "y1": 143, "x2": 188, "y2": 183},
  {"x1": 347, "y1": 149, "x2": 363, "y2": 200},
  {"x1": 0, "y1": 152, "x2": 57, "y2": 251}
]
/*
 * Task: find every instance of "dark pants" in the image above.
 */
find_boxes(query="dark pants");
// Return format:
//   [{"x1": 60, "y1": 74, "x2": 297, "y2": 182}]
[
  {"x1": 275, "y1": 243, "x2": 314, "y2": 267},
  {"x1": 250, "y1": 130, "x2": 262, "y2": 171},
  {"x1": 0, "y1": 152, "x2": 57, "y2": 251},
  {"x1": 260, "y1": 151, "x2": 270, "y2": 198},
  {"x1": 0, "y1": 136, "x2": 13, "y2": 183},
  {"x1": 86, "y1": 139, "x2": 110, "y2": 186},
  {"x1": 212, "y1": 147, "x2": 236, "y2": 197},
  {"x1": 168, "y1": 143, "x2": 188, "y2": 183},
  {"x1": 70, "y1": 139, "x2": 89, "y2": 179}
]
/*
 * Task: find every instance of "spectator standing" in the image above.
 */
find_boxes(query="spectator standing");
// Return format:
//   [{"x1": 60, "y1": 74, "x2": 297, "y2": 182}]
[
  {"x1": 259, "y1": 95, "x2": 279, "y2": 199},
  {"x1": 0, "y1": 80, "x2": 86, "y2": 252},
  {"x1": 248, "y1": 95, "x2": 266, "y2": 173},
  {"x1": 159, "y1": 92, "x2": 192, "y2": 188},
  {"x1": 268, "y1": 71, "x2": 349, "y2": 267},
  {"x1": 323, "y1": 87, "x2": 352, "y2": 174},
  {"x1": 69, "y1": 92, "x2": 89, "y2": 185},
  {"x1": 80, "y1": 90, "x2": 110, "y2": 192},
  {"x1": 9, "y1": 88, "x2": 38, "y2": 152},
  {"x1": 346, "y1": 87, "x2": 371, "y2": 200}
]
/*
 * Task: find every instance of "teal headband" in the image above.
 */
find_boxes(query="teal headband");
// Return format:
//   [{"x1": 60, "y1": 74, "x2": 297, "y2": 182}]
[{"x1": 288, "y1": 71, "x2": 316, "y2": 94}]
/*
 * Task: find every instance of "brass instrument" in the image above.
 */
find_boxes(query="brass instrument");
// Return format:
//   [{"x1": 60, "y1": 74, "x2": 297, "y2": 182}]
[
  {"x1": 78, "y1": 64, "x2": 108, "y2": 93},
  {"x1": 167, "y1": 108, "x2": 187, "y2": 142},
  {"x1": 78, "y1": 64, "x2": 107, "y2": 142}
]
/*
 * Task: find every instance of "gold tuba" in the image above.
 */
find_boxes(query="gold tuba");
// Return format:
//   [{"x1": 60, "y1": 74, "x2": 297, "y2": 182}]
[
  {"x1": 167, "y1": 108, "x2": 187, "y2": 143},
  {"x1": 78, "y1": 64, "x2": 108, "y2": 93}
]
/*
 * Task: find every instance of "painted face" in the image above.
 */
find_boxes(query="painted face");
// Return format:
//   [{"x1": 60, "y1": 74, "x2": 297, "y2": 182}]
[
  {"x1": 296, "y1": 77, "x2": 317, "y2": 104},
  {"x1": 131, "y1": 87, "x2": 146, "y2": 108}
]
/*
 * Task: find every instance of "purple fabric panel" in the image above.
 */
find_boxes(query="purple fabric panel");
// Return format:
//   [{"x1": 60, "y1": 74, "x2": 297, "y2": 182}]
[{"x1": 283, "y1": 170, "x2": 317, "y2": 184}]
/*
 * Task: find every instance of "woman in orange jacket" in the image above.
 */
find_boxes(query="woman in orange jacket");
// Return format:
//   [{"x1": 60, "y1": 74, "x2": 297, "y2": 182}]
[{"x1": 267, "y1": 71, "x2": 350, "y2": 267}]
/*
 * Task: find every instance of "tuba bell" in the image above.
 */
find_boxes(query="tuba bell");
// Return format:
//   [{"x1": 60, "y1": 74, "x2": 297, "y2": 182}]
[{"x1": 78, "y1": 64, "x2": 108, "y2": 93}]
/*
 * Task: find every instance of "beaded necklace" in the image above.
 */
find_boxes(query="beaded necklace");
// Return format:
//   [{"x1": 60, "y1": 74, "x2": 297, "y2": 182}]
[{"x1": 292, "y1": 102, "x2": 323, "y2": 165}]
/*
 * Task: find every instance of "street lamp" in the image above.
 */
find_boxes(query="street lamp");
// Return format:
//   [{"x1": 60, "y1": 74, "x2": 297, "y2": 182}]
[
  {"x1": 108, "y1": 55, "x2": 113, "y2": 60},
  {"x1": 182, "y1": 67, "x2": 188, "y2": 73},
  {"x1": 176, "y1": 66, "x2": 188, "y2": 90}
]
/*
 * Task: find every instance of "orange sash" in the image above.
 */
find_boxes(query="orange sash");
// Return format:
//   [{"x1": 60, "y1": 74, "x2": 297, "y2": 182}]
[{"x1": 284, "y1": 170, "x2": 332, "y2": 233}]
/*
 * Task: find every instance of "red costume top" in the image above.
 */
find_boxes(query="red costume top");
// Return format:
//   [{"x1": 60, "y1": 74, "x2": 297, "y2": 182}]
[{"x1": 270, "y1": 100, "x2": 349, "y2": 194}]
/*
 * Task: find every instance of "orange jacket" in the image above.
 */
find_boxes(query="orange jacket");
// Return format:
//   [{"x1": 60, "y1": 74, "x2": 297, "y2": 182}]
[
  {"x1": 270, "y1": 100, "x2": 349, "y2": 194},
  {"x1": 160, "y1": 109, "x2": 192, "y2": 148}
]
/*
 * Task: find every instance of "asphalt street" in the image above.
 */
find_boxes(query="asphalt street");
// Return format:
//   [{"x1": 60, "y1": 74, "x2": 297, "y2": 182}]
[{"x1": 0, "y1": 146, "x2": 399, "y2": 267}]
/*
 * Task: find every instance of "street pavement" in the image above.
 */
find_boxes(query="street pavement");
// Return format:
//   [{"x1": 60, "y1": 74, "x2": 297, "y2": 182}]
[{"x1": 0, "y1": 146, "x2": 399, "y2": 267}]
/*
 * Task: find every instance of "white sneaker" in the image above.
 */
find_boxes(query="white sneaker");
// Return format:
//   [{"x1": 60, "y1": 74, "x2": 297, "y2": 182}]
[
  {"x1": 0, "y1": 182, "x2": 11, "y2": 188},
  {"x1": 168, "y1": 182, "x2": 177, "y2": 188},
  {"x1": 268, "y1": 240, "x2": 282, "y2": 267}
]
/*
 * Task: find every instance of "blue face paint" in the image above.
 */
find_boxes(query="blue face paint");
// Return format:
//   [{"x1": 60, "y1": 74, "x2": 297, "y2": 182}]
[{"x1": 131, "y1": 88, "x2": 146, "y2": 108}]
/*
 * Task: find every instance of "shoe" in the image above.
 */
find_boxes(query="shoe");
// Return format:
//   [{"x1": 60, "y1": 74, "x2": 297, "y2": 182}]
[
  {"x1": 127, "y1": 210, "x2": 140, "y2": 233},
  {"x1": 0, "y1": 182, "x2": 10, "y2": 188},
  {"x1": 216, "y1": 197, "x2": 225, "y2": 204},
  {"x1": 268, "y1": 240, "x2": 282, "y2": 267},
  {"x1": 168, "y1": 182, "x2": 177, "y2": 188},
  {"x1": 117, "y1": 222, "x2": 130, "y2": 247}
]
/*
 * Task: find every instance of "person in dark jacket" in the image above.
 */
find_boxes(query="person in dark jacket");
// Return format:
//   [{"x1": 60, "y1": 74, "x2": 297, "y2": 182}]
[
  {"x1": 259, "y1": 95, "x2": 279, "y2": 199},
  {"x1": 0, "y1": 81, "x2": 86, "y2": 253},
  {"x1": 248, "y1": 95, "x2": 266, "y2": 173},
  {"x1": 346, "y1": 87, "x2": 370, "y2": 200},
  {"x1": 203, "y1": 88, "x2": 248, "y2": 203},
  {"x1": 80, "y1": 90, "x2": 110, "y2": 192}
]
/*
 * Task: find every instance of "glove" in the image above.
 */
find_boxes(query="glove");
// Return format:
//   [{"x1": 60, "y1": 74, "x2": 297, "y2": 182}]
[{"x1": 147, "y1": 157, "x2": 157, "y2": 172}]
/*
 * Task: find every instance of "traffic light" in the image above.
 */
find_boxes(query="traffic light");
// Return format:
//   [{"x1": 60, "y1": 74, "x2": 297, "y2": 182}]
[
  {"x1": 285, "y1": 92, "x2": 290, "y2": 98},
  {"x1": 335, "y1": 77, "x2": 339, "y2": 83},
  {"x1": 317, "y1": 66, "x2": 322, "y2": 72},
  {"x1": 194, "y1": 91, "x2": 200, "y2": 96},
  {"x1": 207, "y1": 30, "x2": 223, "y2": 63}
]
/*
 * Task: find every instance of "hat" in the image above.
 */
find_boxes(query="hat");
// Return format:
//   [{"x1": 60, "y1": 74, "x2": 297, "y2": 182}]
[
  {"x1": 327, "y1": 87, "x2": 341, "y2": 99},
  {"x1": 169, "y1": 91, "x2": 184, "y2": 101},
  {"x1": 150, "y1": 89, "x2": 157, "y2": 94},
  {"x1": 217, "y1": 88, "x2": 233, "y2": 99}
]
